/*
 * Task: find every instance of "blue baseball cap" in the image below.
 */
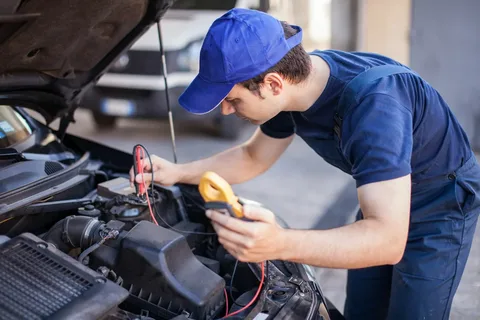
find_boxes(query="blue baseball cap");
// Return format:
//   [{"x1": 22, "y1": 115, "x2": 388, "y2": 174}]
[{"x1": 178, "y1": 8, "x2": 303, "y2": 115}]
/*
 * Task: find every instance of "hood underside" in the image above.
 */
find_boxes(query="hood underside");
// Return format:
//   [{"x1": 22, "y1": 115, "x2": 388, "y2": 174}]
[{"x1": 0, "y1": 0, "x2": 175, "y2": 122}]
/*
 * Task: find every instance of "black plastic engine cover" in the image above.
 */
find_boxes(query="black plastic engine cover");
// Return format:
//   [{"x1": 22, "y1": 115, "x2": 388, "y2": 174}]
[
  {"x1": 114, "y1": 221, "x2": 225, "y2": 319},
  {"x1": 0, "y1": 233, "x2": 129, "y2": 320}
]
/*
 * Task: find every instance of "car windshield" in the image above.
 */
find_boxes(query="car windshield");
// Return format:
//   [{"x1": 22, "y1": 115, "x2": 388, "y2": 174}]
[{"x1": 0, "y1": 105, "x2": 33, "y2": 149}]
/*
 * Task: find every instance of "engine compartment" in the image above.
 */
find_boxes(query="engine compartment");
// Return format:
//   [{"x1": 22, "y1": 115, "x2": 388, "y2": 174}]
[
  {"x1": 0, "y1": 127, "x2": 330, "y2": 320},
  {"x1": 33, "y1": 177, "x2": 262, "y2": 319},
  {"x1": 42, "y1": 212, "x2": 226, "y2": 319},
  {"x1": 0, "y1": 169, "x2": 320, "y2": 320}
]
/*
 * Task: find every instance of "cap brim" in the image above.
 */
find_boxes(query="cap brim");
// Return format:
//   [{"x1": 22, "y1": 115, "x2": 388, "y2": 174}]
[{"x1": 178, "y1": 75, "x2": 234, "y2": 115}]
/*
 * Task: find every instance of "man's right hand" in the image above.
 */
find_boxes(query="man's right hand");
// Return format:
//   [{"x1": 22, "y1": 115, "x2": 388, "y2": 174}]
[{"x1": 129, "y1": 155, "x2": 182, "y2": 189}]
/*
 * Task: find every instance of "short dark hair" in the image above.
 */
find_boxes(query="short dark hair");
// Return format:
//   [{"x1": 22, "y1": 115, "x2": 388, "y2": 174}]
[{"x1": 240, "y1": 21, "x2": 311, "y2": 96}]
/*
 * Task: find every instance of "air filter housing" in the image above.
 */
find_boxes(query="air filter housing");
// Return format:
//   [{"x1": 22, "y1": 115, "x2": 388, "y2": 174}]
[{"x1": 0, "y1": 233, "x2": 129, "y2": 320}]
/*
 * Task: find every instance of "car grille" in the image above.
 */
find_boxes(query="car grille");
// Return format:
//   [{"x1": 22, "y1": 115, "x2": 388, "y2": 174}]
[
  {"x1": 0, "y1": 234, "x2": 129, "y2": 320},
  {"x1": 0, "y1": 240, "x2": 94, "y2": 320}
]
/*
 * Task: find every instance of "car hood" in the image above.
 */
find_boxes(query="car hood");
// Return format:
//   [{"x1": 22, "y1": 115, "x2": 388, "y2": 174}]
[{"x1": 0, "y1": 0, "x2": 176, "y2": 124}]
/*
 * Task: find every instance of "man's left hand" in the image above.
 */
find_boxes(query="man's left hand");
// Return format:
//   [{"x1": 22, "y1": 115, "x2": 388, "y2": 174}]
[{"x1": 206, "y1": 205, "x2": 286, "y2": 262}]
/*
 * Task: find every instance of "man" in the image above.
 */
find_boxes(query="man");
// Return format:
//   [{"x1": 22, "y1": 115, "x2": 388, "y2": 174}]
[{"x1": 130, "y1": 8, "x2": 480, "y2": 320}]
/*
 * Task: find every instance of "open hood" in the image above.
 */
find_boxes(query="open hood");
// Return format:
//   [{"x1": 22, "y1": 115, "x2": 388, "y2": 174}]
[{"x1": 0, "y1": 0, "x2": 176, "y2": 124}]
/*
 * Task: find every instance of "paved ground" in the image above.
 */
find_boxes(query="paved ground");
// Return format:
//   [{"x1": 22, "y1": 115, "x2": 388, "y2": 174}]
[{"x1": 64, "y1": 109, "x2": 480, "y2": 319}]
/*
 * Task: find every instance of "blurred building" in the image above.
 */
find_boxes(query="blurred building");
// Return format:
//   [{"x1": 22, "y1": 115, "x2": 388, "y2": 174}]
[
  {"x1": 350, "y1": 0, "x2": 479, "y2": 150},
  {"x1": 268, "y1": 0, "x2": 332, "y2": 51},
  {"x1": 271, "y1": 0, "x2": 479, "y2": 151}
]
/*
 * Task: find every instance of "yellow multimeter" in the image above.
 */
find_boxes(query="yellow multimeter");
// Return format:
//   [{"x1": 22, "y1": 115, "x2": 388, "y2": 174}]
[{"x1": 198, "y1": 171, "x2": 244, "y2": 219}]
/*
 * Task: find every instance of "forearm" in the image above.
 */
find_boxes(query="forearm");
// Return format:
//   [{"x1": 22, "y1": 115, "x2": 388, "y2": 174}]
[
  {"x1": 178, "y1": 144, "x2": 266, "y2": 185},
  {"x1": 280, "y1": 218, "x2": 405, "y2": 269}
]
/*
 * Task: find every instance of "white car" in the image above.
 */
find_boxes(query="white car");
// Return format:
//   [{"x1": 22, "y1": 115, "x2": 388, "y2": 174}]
[{"x1": 81, "y1": 0, "x2": 268, "y2": 140}]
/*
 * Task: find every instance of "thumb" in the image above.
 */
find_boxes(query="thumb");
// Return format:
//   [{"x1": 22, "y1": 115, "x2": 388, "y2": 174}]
[
  {"x1": 242, "y1": 204, "x2": 276, "y2": 224},
  {"x1": 135, "y1": 173, "x2": 153, "y2": 184}
]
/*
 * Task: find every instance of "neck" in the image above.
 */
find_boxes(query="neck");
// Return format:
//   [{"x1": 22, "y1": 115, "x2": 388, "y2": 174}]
[{"x1": 285, "y1": 55, "x2": 330, "y2": 112}]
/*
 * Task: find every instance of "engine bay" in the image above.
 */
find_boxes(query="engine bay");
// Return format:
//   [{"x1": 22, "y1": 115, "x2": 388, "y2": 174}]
[
  {"x1": 0, "y1": 114, "x2": 328, "y2": 319},
  {"x1": 45, "y1": 177, "x2": 231, "y2": 319},
  {"x1": 0, "y1": 165, "x2": 322, "y2": 320}
]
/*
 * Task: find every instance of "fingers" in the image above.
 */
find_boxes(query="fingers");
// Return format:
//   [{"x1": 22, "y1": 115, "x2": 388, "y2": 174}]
[
  {"x1": 135, "y1": 158, "x2": 153, "y2": 174},
  {"x1": 218, "y1": 235, "x2": 265, "y2": 263},
  {"x1": 130, "y1": 168, "x2": 151, "y2": 188},
  {"x1": 135, "y1": 172, "x2": 153, "y2": 184},
  {"x1": 129, "y1": 154, "x2": 175, "y2": 189},
  {"x1": 211, "y1": 222, "x2": 251, "y2": 247},
  {"x1": 130, "y1": 155, "x2": 156, "y2": 187},
  {"x1": 242, "y1": 205, "x2": 276, "y2": 224},
  {"x1": 206, "y1": 210, "x2": 255, "y2": 236},
  {"x1": 220, "y1": 241, "x2": 252, "y2": 262},
  {"x1": 141, "y1": 158, "x2": 153, "y2": 172},
  {"x1": 212, "y1": 225, "x2": 256, "y2": 262}
]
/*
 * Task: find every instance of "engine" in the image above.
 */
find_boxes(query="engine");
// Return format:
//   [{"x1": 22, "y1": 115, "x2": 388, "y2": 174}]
[
  {"x1": 41, "y1": 216, "x2": 226, "y2": 319},
  {"x1": 0, "y1": 173, "x2": 331, "y2": 320},
  {"x1": 52, "y1": 177, "x2": 231, "y2": 319},
  {"x1": 0, "y1": 177, "x2": 242, "y2": 320}
]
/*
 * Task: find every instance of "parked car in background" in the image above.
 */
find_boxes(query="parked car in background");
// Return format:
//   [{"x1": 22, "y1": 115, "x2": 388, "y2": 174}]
[{"x1": 80, "y1": 0, "x2": 270, "y2": 140}]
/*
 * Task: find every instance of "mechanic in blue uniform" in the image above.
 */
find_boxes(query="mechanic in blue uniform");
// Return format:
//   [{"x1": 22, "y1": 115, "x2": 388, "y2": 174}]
[{"x1": 131, "y1": 8, "x2": 480, "y2": 319}]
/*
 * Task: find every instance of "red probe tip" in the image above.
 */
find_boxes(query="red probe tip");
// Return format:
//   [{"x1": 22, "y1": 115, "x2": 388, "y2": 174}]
[{"x1": 135, "y1": 146, "x2": 146, "y2": 196}]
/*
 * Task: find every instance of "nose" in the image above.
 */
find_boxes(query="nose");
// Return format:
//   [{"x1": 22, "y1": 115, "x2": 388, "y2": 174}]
[{"x1": 221, "y1": 101, "x2": 235, "y2": 115}]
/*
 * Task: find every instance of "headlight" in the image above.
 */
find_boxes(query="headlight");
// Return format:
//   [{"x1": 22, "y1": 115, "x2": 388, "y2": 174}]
[{"x1": 176, "y1": 38, "x2": 203, "y2": 72}]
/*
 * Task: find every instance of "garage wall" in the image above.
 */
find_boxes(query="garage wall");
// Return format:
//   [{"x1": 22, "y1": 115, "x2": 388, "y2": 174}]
[
  {"x1": 410, "y1": 0, "x2": 480, "y2": 149},
  {"x1": 356, "y1": 0, "x2": 412, "y2": 66},
  {"x1": 269, "y1": 0, "x2": 332, "y2": 51},
  {"x1": 330, "y1": 0, "x2": 357, "y2": 51}
]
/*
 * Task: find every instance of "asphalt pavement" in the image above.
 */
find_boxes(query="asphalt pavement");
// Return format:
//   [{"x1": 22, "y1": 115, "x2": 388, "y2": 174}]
[{"x1": 63, "y1": 109, "x2": 479, "y2": 319}]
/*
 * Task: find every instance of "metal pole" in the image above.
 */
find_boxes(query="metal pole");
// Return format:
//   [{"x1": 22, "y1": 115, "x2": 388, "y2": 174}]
[{"x1": 156, "y1": 20, "x2": 178, "y2": 164}]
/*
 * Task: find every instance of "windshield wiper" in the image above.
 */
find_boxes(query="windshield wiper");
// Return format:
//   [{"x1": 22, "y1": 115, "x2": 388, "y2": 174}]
[{"x1": 0, "y1": 148, "x2": 75, "y2": 162}]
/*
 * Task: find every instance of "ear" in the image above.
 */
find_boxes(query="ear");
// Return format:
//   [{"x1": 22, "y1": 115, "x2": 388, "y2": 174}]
[{"x1": 263, "y1": 72, "x2": 284, "y2": 96}]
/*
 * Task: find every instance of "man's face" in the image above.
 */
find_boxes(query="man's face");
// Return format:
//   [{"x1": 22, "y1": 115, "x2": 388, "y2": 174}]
[{"x1": 219, "y1": 76, "x2": 287, "y2": 125}]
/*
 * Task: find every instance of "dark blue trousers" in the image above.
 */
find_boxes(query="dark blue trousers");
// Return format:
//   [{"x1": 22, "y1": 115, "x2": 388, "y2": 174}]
[{"x1": 344, "y1": 153, "x2": 480, "y2": 320}]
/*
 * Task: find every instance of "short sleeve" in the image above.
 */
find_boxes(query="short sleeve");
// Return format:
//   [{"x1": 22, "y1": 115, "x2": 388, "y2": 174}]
[
  {"x1": 341, "y1": 93, "x2": 413, "y2": 187},
  {"x1": 260, "y1": 111, "x2": 296, "y2": 139}
]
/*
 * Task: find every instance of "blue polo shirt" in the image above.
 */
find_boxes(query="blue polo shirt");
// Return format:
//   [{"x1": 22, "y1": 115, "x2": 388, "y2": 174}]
[{"x1": 260, "y1": 49, "x2": 472, "y2": 187}]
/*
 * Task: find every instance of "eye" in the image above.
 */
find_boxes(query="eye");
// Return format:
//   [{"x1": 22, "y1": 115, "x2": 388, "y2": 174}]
[{"x1": 226, "y1": 98, "x2": 240, "y2": 107}]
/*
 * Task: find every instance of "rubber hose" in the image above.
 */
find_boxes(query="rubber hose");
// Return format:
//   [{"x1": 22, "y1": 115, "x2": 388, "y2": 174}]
[{"x1": 43, "y1": 216, "x2": 103, "y2": 252}]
